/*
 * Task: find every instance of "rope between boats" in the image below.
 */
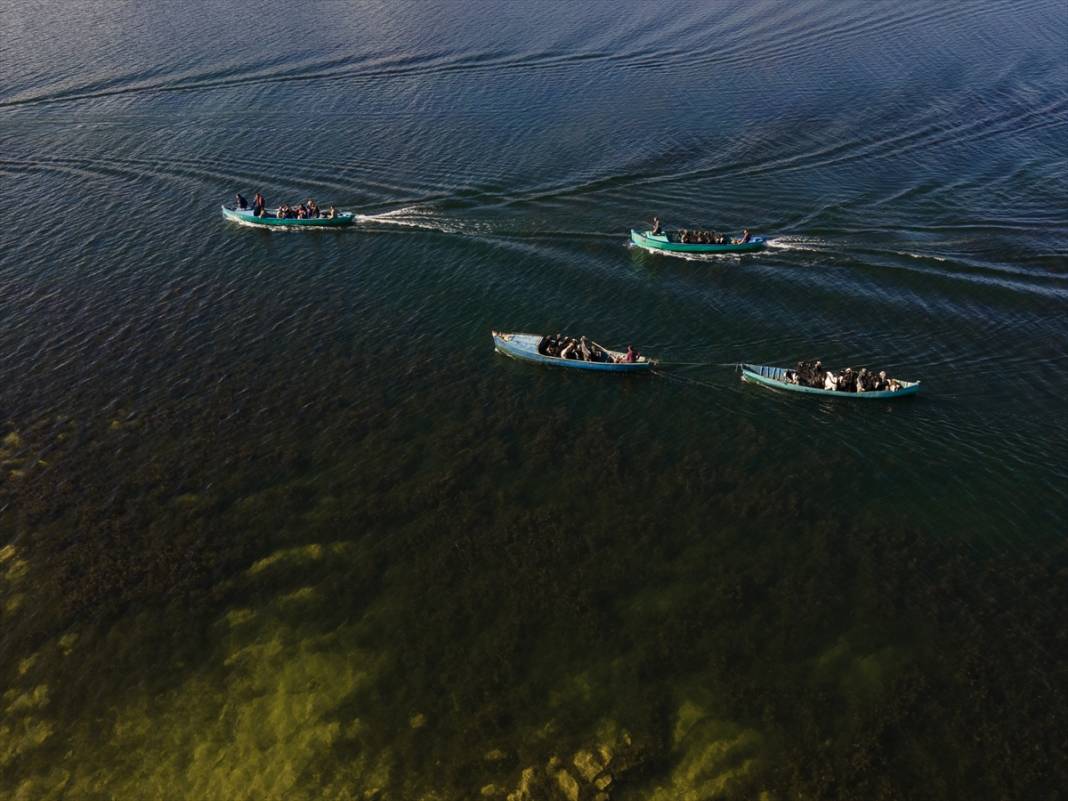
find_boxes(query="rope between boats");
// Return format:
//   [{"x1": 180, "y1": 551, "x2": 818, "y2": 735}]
[{"x1": 654, "y1": 361, "x2": 739, "y2": 368}]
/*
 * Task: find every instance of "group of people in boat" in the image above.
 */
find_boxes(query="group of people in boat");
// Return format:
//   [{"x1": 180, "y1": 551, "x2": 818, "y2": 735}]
[
  {"x1": 537, "y1": 334, "x2": 640, "y2": 364},
  {"x1": 672, "y1": 229, "x2": 748, "y2": 245},
  {"x1": 781, "y1": 360, "x2": 904, "y2": 393},
  {"x1": 235, "y1": 193, "x2": 339, "y2": 220},
  {"x1": 651, "y1": 217, "x2": 751, "y2": 245}
]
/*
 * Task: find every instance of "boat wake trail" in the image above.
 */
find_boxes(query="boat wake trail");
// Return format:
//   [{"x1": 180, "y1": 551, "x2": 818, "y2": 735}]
[
  {"x1": 627, "y1": 244, "x2": 754, "y2": 264},
  {"x1": 765, "y1": 236, "x2": 831, "y2": 253},
  {"x1": 354, "y1": 206, "x2": 511, "y2": 239},
  {"x1": 354, "y1": 206, "x2": 470, "y2": 235}
]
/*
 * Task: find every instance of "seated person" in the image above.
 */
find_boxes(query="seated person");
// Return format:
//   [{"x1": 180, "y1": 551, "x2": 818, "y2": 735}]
[
  {"x1": 823, "y1": 371, "x2": 838, "y2": 391},
  {"x1": 735, "y1": 228, "x2": 751, "y2": 244},
  {"x1": 618, "y1": 344, "x2": 639, "y2": 363},
  {"x1": 327, "y1": 205, "x2": 337, "y2": 219},
  {"x1": 560, "y1": 339, "x2": 578, "y2": 359},
  {"x1": 235, "y1": 193, "x2": 248, "y2": 210}
]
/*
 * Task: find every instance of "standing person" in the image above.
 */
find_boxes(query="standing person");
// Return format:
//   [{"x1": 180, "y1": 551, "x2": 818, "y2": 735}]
[
  {"x1": 235, "y1": 193, "x2": 248, "y2": 210},
  {"x1": 651, "y1": 216, "x2": 662, "y2": 235},
  {"x1": 253, "y1": 192, "x2": 265, "y2": 216}
]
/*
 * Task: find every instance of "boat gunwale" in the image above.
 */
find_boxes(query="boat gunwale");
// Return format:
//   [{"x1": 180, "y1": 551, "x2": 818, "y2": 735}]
[{"x1": 739, "y1": 363, "x2": 921, "y2": 399}]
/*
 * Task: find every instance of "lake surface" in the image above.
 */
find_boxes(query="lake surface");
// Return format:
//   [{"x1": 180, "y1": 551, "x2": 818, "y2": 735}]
[{"x1": 1, "y1": 1, "x2": 1066, "y2": 798}]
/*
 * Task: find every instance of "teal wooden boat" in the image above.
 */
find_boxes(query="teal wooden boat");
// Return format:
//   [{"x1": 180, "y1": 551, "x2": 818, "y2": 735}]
[
  {"x1": 630, "y1": 229, "x2": 766, "y2": 254},
  {"x1": 740, "y1": 363, "x2": 921, "y2": 399},
  {"x1": 492, "y1": 331, "x2": 654, "y2": 373},
  {"x1": 222, "y1": 205, "x2": 355, "y2": 228}
]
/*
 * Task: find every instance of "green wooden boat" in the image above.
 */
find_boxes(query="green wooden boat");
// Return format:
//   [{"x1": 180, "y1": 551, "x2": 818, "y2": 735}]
[
  {"x1": 222, "y1": 205, "x2": 355, "y2": 228},
  {"x1": 493, "y1": 331, "x2": 655, "y2": 373},
  {"x1": 740, "y1": 363, "x2": 921, "y2": 399},
  {"x1": 630, "y1": 229, "x2": 766, "y2": 254}
]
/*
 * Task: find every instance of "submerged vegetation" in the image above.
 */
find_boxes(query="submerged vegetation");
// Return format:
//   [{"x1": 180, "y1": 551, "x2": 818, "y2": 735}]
[{"x1": 0, "y1": 357, "x2": 1064, "y2": 800}]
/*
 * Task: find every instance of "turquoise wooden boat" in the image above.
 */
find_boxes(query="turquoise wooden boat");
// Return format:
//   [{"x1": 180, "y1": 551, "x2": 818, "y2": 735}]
[
  {"x1": 492, "y1": 331, "x2": 654, "y2": 373},
  {"x1": 740, "y1": 363, "x2": 921, "y2": 399},
  {"x1": 630, "y1": 229, "x2": 766, "y2": 254},
  {"x1": 222, "y1": 205, "x2": 355, "y2": 228}
]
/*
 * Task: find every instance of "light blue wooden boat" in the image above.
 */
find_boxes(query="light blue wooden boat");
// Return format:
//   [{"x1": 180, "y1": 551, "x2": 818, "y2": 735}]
[
  {"x1": 630, "y1": 229, "x2": 766, "y2": 254},
  {"x1": 740, "y1": 363, "x2": 921, "y2": 399},
  {"x1": 492, "y1": 332, "x2": 654, "y2": 373},
  {"x1": 222, "y1": 205, "x2": 355, "y2": 228}
]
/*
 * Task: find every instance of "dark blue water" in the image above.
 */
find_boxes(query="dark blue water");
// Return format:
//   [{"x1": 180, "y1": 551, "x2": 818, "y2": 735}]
[{"x1": 1, "y1": 2, "x2": 1066, "y2": 798}]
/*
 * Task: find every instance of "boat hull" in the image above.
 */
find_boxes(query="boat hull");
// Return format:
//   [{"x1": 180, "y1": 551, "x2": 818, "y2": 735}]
[
  {"x1": 630, "y1": 229, "x2": 766, "y2": 254},
  {"x1": 492, "y1": 332, "x2": 653, "y2": 373},
  {"x1": 222, "y1": 206, "x2": 355, "y2": 228},
  {"x1": 740, "y1": 364, "x2": 920, "y2": 399}
]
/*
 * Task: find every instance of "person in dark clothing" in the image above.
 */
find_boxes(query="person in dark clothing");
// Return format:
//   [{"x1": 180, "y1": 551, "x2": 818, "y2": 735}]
[
  {"x1": 651, "y1": 216, "x2": 662, "y2": 235},
  {"x1": 235, "y1": 193, "x2": 248, "y2": 210},
  {"x1": 253, "y1": 193, "x2": 265, "y2": 216}
]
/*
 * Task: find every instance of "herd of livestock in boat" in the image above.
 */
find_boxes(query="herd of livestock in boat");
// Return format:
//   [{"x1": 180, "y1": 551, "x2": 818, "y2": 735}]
[
  {"x1": 739, "y1": 362, "x2": 920, "y2": 398},
  {"x1": 492, "y1": 332, "x2": 653, "y2": 373},
  {"x1": 223, "y1": 196, "x2": 921, "y2": 398}
]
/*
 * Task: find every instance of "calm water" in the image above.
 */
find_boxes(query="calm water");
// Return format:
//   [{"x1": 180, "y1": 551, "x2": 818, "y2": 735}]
[{"x1": 1, "y1": 1, "x2": 1066, "y2": 798}]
